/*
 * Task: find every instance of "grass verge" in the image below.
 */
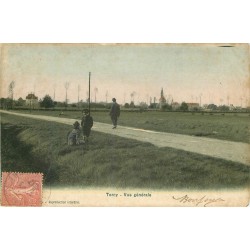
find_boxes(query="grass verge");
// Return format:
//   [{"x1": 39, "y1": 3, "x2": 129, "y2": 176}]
[{"x1": 1, "y1": 113, "x2": 249, "y2": 190}]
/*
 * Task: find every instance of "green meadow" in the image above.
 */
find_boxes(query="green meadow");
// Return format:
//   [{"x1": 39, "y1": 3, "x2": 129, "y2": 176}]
[
  {"x1": 12, "y1": 109, "x2": 250, "y2": 143},
  {"x1": 1, "y1": 113, "x2": 249, "y2": 190}
]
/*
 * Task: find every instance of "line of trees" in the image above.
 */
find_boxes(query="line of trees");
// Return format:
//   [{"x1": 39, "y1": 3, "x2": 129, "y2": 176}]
[
  {"x1": 0, "y1": 97, "x2": 26, "y2": 109},
  {"x1": 1, "y1": 94, "x2": 249, "y2": 112}
]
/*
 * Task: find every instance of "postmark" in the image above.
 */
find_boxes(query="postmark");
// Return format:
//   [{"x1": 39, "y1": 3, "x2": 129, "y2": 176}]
[{"x1": 1, "y1": 172, "x2": 43, "y2": 206}]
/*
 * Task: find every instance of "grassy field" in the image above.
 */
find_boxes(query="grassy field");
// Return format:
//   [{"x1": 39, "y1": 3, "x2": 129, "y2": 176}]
[
  {"x1": 12, "y1": 109, "x2": 250, "y2": 143},
  {"x1": 1, "y1": 113, "x2": 249, "y2": 190}
]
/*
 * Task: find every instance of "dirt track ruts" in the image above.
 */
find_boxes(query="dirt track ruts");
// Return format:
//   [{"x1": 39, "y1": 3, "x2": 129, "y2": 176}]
[{"x1": 1, "y1": 110, "x2": 249, "y2": 166}]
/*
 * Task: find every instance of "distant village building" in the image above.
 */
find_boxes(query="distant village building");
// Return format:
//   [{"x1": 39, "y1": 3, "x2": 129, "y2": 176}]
[
  {"x1": 26, "y1": 93, "x2": 38, "y2": 107},
  {"x1": 186, "y1": 103, "x2": 199, "y2": 111},
  {"x1": 229, "y1": 104, "x2": 236, "y2": 111},
  {"x1": 159, "y1": 88, "x2": 166, "y2": 109}
]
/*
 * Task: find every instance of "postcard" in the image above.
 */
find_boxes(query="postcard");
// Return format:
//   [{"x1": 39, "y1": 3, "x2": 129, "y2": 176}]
[{"x1": 0, "y1": 43, "x2": 249, "y2": 206}]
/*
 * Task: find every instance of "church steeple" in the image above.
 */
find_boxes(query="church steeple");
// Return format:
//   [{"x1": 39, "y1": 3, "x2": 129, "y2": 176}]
[
  {"x1": 159, "y1": 88, "x2": 166, "y2": 102},
  {"x1": 159, "y1": 87, "x2": 166, "y2": 108}
]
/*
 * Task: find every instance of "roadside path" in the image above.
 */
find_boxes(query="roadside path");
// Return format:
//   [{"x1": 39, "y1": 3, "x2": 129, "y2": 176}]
[{"x1": 1, "y1": 110, "x2": 249, "y2": 165}]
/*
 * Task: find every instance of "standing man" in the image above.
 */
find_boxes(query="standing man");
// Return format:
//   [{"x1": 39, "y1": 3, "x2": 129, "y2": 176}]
[
  {"x1": 81, "y1": 109, "x2": 93, "y2": 143},
  {"x1": 109, "y1": 98, "x2": 120, "y2": 129}
]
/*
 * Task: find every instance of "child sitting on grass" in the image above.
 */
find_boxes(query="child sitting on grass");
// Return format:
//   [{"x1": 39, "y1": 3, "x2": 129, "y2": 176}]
[{"x1": 67, "y1": 121, "x2": 81, "y2": 145}]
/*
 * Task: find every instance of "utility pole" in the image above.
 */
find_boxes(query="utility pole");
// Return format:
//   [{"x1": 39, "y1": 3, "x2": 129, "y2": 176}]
[
  {"x1": 8, "y1": 81, "x2": 15, "y2": 109},
  {"x1": 30, "y1": 99, "x2": 31, "y2": 113},
  {"x1": 78, "y1": 84, "x2": 80, "y2": 109},
  {"x1": 94, "y1": 87, "x2": 98, "y2": 110},
  {"x1": 146, "y1": 94, "x2": 149, "y2": 105},
  {"x1": 89, "y1": 72, "x2": 91, "y2": 114},
  {"x1": 32, "y1": 92, "x2": 34, "y2": 110},
  {"x1": 53, "y1": 84, "x2": 56, "y2": 101},
  {"x1": 64, "y1": 82, "x2": 70, "y2": 108},
  {"x1": 105, "y1": 91, "x2": 109, "y2": 104}
]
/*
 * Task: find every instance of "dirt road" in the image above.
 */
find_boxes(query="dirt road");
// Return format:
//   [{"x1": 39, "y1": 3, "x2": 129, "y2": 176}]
[{"x1": 1, "y1": 110, "x2": 249, "y2": 165}]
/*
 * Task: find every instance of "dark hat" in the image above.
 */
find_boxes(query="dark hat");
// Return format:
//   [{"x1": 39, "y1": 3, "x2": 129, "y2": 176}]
[
  {"x1": 73, "y1": 121, "x2": 80, "y2": 128},
  {"x1": 82, "y1": 109, "x2": 89, "y2": 114}
]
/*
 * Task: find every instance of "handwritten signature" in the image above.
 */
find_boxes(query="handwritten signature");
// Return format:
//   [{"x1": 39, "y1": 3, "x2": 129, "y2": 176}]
[{"x1": 172, "y1": 194, "x2": 225, "y2": 207}]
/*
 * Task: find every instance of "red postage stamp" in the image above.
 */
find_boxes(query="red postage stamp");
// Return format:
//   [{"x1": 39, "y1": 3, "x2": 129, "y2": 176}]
[{"x1": 1, "y1": 172, "x2": 43, "y2": 207}]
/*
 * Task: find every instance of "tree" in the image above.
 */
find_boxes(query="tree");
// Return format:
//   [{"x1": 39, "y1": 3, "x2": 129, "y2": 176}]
[
  {"x1": 15, "y1": 97, "x2": 25, "y2": 106},
  {"x1": 207, "y1": 104, "x2": 217, "y2": 110},
  {"x1": 139, "y1": 102, "x2": 148, "y2": 112},
  {"x1": 40, "y1": 95, "x2": 55, "y2": 109},
  {"x1": 130, "y1": 91, "x2": 136, "y2": 103},
  {"x1": 130, "y1": 101, "x2": 135, "y2": 108},
  {"x1": 180, "y1": 102, "x2": 188, "y2": 111},
  {"x1": 0, "y1": 98, "x2": 11, "y2": 109},
  {"x1": 139, "y1": 102, "x2": 148, "y2": 109},
  {"x1": 149, "y1": 103, "x2": 157, "y2": 109},
  {"x1": 161, "y1": 103, "x2": 172, "y2": 111},
  {"x1": 55, "y1": 101, "x2": 66, "y2": 107},
  {"x1": 124, "y1": 103, "x2": 130, "y2": 108},
  {"x1": 218, "y1": 105, "x2": 229, "y2": 112}
]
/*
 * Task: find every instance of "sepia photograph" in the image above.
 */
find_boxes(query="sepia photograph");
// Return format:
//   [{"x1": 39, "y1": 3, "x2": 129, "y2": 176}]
[
  {"x1": 0, "y1": 43, "x2": 249, "y2": 206},
  {"x1": 1, "y1": 1, "x2": 250, "y2": 250}
]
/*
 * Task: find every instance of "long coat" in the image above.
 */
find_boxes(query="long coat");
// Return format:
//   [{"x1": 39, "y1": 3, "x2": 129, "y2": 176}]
[
  {"x1": 110, "y1": 102, "x2": 120, "y2": 118},
  {"x1": 81, "y1": 114, "x2": 93, "y2": 136}
]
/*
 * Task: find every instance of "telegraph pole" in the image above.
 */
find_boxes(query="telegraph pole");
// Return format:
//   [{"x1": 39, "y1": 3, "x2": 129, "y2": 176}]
[
  {"x1": 8, "y1": 81, "x2": 15, "y2": 109},
  {"x1": 53, "y1": 86, "x2": 56, "y2": 101},
  {"x1": 89, "y1": 72, "x2": 91, "y2": 114},
  {"x1": 78, "y1": 84, "x2": 80, "y2": 109},
  {"x1": 105, "y1": 90, "x2": 109, "y2": 104},
  {"x1": 64, "y1": 82, "x2": 70, "y2": 109}
]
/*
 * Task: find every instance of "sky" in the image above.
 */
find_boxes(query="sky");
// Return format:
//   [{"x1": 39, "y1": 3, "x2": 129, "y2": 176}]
[{"x1": 1, "y1": 44, "x2": 249, "y2": 107}]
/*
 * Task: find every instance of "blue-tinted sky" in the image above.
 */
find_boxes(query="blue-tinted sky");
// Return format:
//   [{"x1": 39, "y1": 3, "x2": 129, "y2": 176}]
[{"x1": 1, "y1": 44, "x2": 249, "y2": 106}]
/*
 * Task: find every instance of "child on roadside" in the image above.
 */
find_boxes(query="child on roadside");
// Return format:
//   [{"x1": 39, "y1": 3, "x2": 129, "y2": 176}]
[
  {"x1": 81, "y1": 109, "x2": 93, "y2": 143},
  {"x1": 67, "y1": 121, "x2": 81, "y2": 145}
]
